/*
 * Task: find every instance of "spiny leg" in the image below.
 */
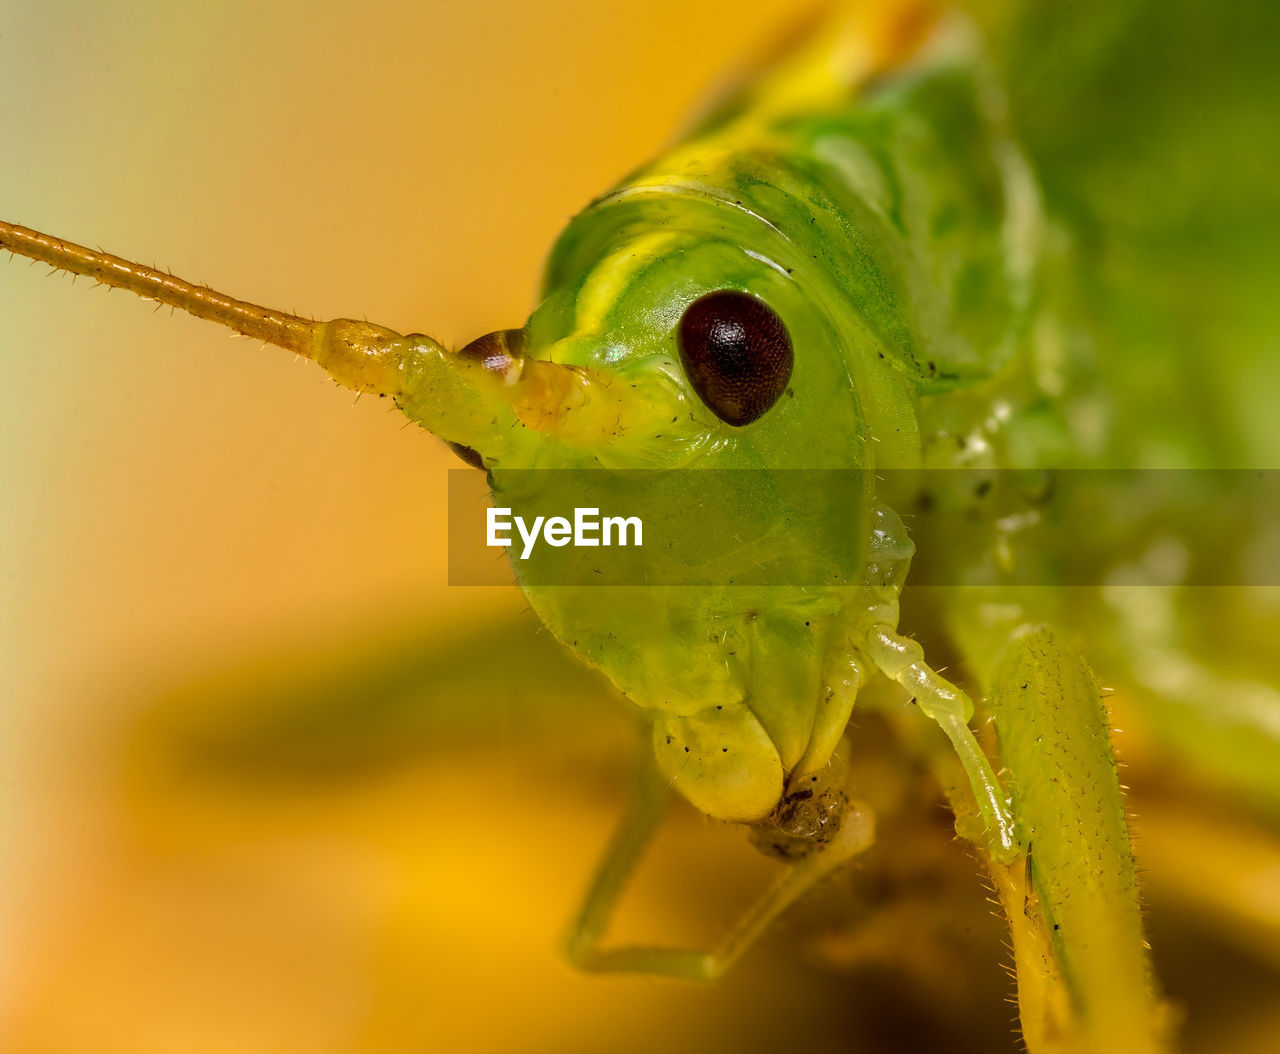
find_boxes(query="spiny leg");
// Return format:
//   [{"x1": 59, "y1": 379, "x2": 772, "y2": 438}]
[
  {"x1": 566, "y1": 759, "x2": 875, "y2": 981},
  {"x1": 986, "y1": 626, "x2": 1169, "y2": 1054},
  {"x1": 564, "y1": 759, "x2": 672, "y2": 973},
  {"x1": 864, "y1": 624, "x2": 1017, "y2": 861},
  {"x1": 858, "y1": 501, "x2": 1018, "y2": 861}
]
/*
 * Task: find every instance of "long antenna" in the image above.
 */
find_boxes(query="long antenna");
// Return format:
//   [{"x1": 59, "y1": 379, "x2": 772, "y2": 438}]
[
  {"x1": 2, "y1": 217, "x2": 650, "y2": 450},
  {"x1": 1, "y1": 219, "x2": 319, "y2": 355}
]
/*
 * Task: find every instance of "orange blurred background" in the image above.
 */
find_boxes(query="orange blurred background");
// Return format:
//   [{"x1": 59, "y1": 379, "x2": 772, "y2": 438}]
[{"x1": 2, "y1": 2, "x2": 947, "y2": 1051}]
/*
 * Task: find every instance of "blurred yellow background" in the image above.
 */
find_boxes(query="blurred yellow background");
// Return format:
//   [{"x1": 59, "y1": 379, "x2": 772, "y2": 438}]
[
  {"x1": 3, "y1": 3, "x2": 1279, "y2": 1053},
  {"x1": 1, "y1": 2, "x2": 932, "y2": 1051}
]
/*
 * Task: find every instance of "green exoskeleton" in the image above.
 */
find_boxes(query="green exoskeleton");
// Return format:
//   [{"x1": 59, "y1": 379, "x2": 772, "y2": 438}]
[{"x1": 5, "y1": 1, "x2": 1277, "y2": 1050}]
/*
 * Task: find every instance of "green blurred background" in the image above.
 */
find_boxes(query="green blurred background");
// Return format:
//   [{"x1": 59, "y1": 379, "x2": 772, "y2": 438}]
[{"x1": 2, "y1": 2, "x2": 1278, "y2": 1052}]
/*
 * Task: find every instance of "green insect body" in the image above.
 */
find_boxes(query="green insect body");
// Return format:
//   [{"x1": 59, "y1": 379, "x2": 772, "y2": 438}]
[
  {"x1": 6, "y1": 0, "x2": 1277, "y2": 1048},
  {"x1": 402, "y1": 6, "x2": 1135, "y2": 1008},
  {"x1": 459, "y1": 13, "x2": 1041, "y2": 834}
]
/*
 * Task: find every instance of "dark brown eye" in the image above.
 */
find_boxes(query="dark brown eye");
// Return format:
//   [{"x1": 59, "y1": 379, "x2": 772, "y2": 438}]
[{"x1": 677, "y1": 291, "x2": 793, "y2": 426}]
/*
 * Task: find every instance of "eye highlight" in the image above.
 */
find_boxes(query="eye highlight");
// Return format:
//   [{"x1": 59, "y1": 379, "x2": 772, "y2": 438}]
[{"x1": 676, "y1": 291, "x2": 793, "y2": 426}]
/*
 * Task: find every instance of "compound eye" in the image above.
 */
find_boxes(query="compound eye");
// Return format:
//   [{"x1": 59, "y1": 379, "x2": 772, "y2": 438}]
[{"x1": 676, "y1": 291, "x2": 793, "y2": 426}]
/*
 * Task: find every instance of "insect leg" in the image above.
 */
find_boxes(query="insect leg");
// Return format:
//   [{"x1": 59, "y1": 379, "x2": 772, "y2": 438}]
[
  {"x1": 984, "y1": 626, "x2": 1170, "y2": 1054},
  {"x1": 863, "y1": 624, "x2": 1018, "y2": 862},
  {"x1": 858, "y1": 501, "x2": 1019, "y2": 861},
  {"x1": 564, "y1": 758, "x2": 673, "y2": 974},
  {"x1": 565, "y1": 760, "x2": 874, "y2": 981}
]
